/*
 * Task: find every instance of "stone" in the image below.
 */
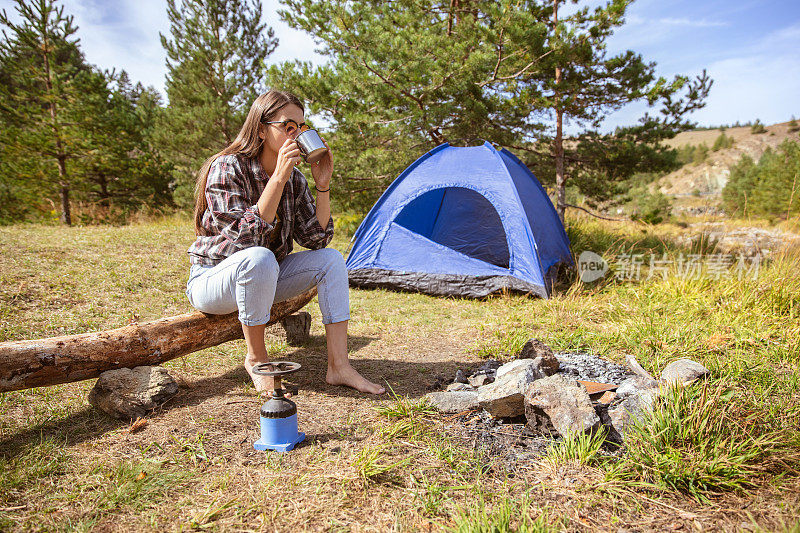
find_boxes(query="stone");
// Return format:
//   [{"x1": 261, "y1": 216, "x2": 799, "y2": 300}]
[
  {"x1": 616, "y1": 375, "x2": 658, "y2": 398},
  {"x1": 496, "y1": 359, "x2": 542, "y2": 384},
  {"x1": 454, "y1": 369, "x2": 468, "y2": 384},
  {"x1": 446, "y1": 382, "x2": 476, "y2": 392},
  {"x1": 660, "y1": 359, "x2": 711, "y2": 385},
  {"x1": 495, "y1": 359, "x2": 526, "y2": 380},
  {"x1": 424, "y1": 391, "x2": 479, "y2": 413},
  {"x1": 468, "y1": 373, "x2": 493, "y2": 388},
  {"x1": 608, "y1": 388, "x2": 659, "y2": 439},
  {"x1": 497, "y1": 357, "x2": 554, "y2": 382},
  {"x1": 523, "y1": 374, "x2": 600, "y2": 437},
  {"x1": 519, "y1": 338, "x2": 553, "y2": 360},
  {"x1": 493, "y1": 359, "x2": 522, "y2": 379},
  {"x1": 280, "y1": 312, "x2": 312, "y2": 345},
  {"x1": 478, "y1": 377, "x2": 525, "y2": 418},
  {"x1": 88, "y1": 366, "x2": 179, "y2": 420},
  {"x1": 519, "y1": 339, "x2": 560, "y2": 376},
  {"x1": 598, "y1": 391, "x2": 616, "y2": 405},
  {"x1": 478, "y1": 361, "x2": 545, "y2": 418},
  {"x1": 476, "y1": 359, "x2": 502, "y2": 374}
]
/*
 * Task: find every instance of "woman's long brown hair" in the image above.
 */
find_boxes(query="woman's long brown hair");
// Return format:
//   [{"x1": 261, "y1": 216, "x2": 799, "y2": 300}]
[{"x1": 193, "y1": 90, "x2": 304, "y2": 236}]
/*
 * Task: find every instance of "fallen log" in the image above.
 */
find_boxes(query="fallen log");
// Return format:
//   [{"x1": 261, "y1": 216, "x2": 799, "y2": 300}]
[{"x1": 0, "y1": 288, "x2": 317, "y2": 393}]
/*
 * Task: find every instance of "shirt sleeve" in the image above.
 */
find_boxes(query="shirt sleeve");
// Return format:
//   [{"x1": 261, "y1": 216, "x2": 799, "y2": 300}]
[
  {"x1": 292, "y1": 169, "x2": 334, "y2": 250},
  {"x1": 205, "y1": 157, "x2": 273, "y2": 249}
]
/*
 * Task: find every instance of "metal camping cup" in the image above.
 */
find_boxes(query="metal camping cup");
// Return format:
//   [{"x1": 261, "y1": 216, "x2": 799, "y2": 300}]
[{"x1": 295, "y1": 129, "x2": 328, "y2": 164}]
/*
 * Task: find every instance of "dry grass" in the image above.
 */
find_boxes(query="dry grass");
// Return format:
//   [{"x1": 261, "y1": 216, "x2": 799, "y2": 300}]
[{"x1": 0, "y1": 214, "x2": 798, "y2": 531}]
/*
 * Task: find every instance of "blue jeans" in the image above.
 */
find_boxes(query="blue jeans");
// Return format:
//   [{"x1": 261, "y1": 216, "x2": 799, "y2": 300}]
[{"x1": 185, "y1": 247, "x2": 350, "y2": 326}]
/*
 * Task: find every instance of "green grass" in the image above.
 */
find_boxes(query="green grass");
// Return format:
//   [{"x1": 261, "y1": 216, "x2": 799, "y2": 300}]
[
  {"x1": 608, "y1": 381, "x2": 800, "y2": 502},
  {"x1": 374, "y1": 385, "x2": 437, "y2": 420},
  {"x1": 1, "y1": 213, "x2": 799, "y2": 529},
  {"x1": 353, "y1": 443, "x2": 411, "y2": 483},
  {"x1": 0, "y1": 436, "x2": 70, "y2": 501},
  {"x1": 545, "y1": 428, "x2": 608, "y2": 467},
  {"x1": 83, "y1": 459, "x2": 194, "y2": 514},
  {"x1": 448, "y1": 496, "x2": 558, "y2": 533}
]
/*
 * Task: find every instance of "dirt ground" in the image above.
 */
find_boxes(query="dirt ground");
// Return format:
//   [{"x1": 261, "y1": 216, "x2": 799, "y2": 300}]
[
  {"x1": 1, "y1": 220, "x2": 798, "y2": 531},
  {"x1": 1, "y1": 317, "x2": 797, "y2": 531}
]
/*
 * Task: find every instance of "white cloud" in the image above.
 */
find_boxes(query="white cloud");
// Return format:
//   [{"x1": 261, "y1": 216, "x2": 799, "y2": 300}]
[
  {"x1": 72, "y1": 0, "x2": 170, "y2": 93},
  {"x1": 262, "y1": 0, "x2": 326, "y2": 67},
  {"x1": 607, "y1": 14, "x2": 730, "y2": 54},
  {"x1": 691, "y1": 22, "x2": 800, "y2": 125},
  {"x1": 602, "y1": 22, "x2": 800, "y2": 130},
  {"x1": 658, "y1": 17, "x2": 728, "y2": 28},
  {"x1": 0, "y1": 0, "x2": 324, "y2": 98}
]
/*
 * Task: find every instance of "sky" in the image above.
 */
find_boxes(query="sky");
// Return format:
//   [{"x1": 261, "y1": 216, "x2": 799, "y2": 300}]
[{"x1": 0, "y1": 0, "x2": 798, "y2": 132}]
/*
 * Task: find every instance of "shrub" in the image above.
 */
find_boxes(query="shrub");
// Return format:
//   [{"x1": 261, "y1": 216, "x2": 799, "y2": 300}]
[
  {"x1": 712, "y1": 132, "x2": 734, "y2": 151},
  {"x1": 693, "y1": 143, "x2": 709, "y2": 164},
  {"x1": 751, "y1": 120, "x2": 766, "y2": 134},
  {"x1": 333, "y1": 211, "x2": 364, "y2": 237},
  {"x1": 722, "y1": 140, "x2": 800, "y2": 218},
  {"x1": 630, "y1": 190, "x2": 672, "y2": 224},
  {"x1": 675, "y1": 144, "x2": 696, "y2": 166}
]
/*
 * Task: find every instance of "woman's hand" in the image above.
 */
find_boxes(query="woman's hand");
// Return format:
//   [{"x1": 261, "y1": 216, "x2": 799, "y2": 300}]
[
  {"x1": 274, "y1": 138, "x2": 303, "y2": 182},
  {"x1": 310, "y1": 140, "x2": 333, "y2": 190}
]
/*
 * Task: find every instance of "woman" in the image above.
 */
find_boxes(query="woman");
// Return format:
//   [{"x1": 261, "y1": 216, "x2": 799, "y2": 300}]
[{"x1": 185, "y1": 90, "x2": 385, "y2": 395}]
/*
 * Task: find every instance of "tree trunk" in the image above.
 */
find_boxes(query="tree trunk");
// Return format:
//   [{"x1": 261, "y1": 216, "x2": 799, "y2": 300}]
[
  {"x1": 42, "y1": 31, "x2": 71, "y2": 226},
  {"x1": 553, "y1": 0, "x2": 565, "y2": 222},
  {"x1": 59, "y1": 175, "x2": 71, "y2": 226},
  {"x1": 0, "y1": 288, "x2": 316, "y2": 393},
  {"x1": 555, "y1": 106, "x2": 565, "y2": 222},
  {"x1": 98, "y1": 170, "x2": 110, "y2": 203}
]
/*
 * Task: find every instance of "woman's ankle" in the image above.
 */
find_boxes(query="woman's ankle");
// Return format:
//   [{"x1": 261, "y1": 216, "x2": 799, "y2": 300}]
[
  {"x1": 245, "y1": 352, "x2": 268, "y2": 366},
  {"x1": 327, "y1": 357, "x2": 353, "y2": 371}
]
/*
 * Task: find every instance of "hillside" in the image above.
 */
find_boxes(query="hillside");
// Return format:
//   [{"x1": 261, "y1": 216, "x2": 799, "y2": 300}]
[{"x1": 657, "y1": 120, "x2": 800, "y2": 197}]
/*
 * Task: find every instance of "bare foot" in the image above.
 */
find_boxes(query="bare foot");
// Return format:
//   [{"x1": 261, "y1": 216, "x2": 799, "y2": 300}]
[
  {"x1": 326, "y1": 362, "x2": 385, "y2": 395},
  {"x1": 243, "y1": 355, "x2": 272, "y2": 393}
]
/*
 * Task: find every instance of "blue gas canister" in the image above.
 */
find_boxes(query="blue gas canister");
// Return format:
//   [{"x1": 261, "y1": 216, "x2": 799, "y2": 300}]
[{"x1": 252, "y1": 362, "x2": 306, "y2": 452}]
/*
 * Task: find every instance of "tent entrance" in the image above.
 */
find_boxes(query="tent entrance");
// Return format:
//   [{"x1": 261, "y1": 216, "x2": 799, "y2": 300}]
[{"x1": 394, "y1": 187, "x2": 510, "y2": 268}]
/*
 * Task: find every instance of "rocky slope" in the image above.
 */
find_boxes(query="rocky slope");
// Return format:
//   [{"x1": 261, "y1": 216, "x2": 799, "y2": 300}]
[{"x1": 657, "y1": 120, "x2": 800, "y2": 197}]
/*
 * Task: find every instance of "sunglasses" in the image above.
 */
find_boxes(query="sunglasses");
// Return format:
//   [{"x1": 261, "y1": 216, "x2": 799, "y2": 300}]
[{"x1": 263, "y1": 119, "x2": 310, "y2": 138}]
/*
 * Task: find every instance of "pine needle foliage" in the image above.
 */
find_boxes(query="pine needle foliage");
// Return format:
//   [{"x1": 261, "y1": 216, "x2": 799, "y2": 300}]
[{"x1": 158, "y1": 0, "x2": 277, "y2": 206}]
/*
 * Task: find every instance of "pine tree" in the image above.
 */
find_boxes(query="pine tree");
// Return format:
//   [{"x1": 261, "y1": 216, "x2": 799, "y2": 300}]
[
  {"x1": 278, "y1": 0, "x2": 710, "y2": 217},
  {"x1": 502, "y1": 0, "x2": 711, "y2": 219},
  {"x1": 712, "y1": 132, "x2": 733, "y2": 151},
  {"x1": 73, "y1": 71, "x2": 174, "y2": 218},
  {"x1": 722, "y1": 140, "x2": 800, "y2": 218},
  {"x1": 751, "y1": 119, "x2": 766, "y2": 134},
  {"x1": 275, "y1": 0, "x2": 549, "y2": 211},
  {"x1": 0, "y1": 0, "x2": 89, "y2": 224},
  {"x1": 159, "y1": 0, "x2": 278, "y2": 207}
]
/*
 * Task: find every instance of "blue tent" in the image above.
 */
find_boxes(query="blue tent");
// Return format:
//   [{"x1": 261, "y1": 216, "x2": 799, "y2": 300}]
[{"x1": 346, "y1": 142, "x2": 573, "y2": 298}]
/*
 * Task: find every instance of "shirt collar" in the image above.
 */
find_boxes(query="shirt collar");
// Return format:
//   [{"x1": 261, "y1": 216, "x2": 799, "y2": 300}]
[
  {"x1": 248, "y1": 157, "x2": 268, "y2": 182},
  {"x1": 247, "y1": 154, "x2": 298, "y2": 183}
]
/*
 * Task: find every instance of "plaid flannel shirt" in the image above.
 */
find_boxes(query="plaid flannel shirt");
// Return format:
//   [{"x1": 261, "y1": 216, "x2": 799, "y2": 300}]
[{"x1": 187, "y1": 154, "x2": 334, "y2": 266}]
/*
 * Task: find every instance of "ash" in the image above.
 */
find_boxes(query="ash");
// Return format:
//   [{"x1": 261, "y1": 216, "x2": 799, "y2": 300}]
[
  {"x1": 555, "y1": 352, "x2": 633, "y2": 385},
  {"x1": 440, "y1": 409, "x2": 622, "y2": 475},
  {"x1": 441, "y1": 410, "x2": 553, "y2": 471},
  {"x1": 431, "y1": 351, "x2": 633, "y2": 473}
]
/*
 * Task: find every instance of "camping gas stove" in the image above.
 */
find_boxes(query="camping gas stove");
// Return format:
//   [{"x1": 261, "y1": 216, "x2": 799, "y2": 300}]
[{"x1": 252, "y1": 361, "x2": 306, "y2": 452}]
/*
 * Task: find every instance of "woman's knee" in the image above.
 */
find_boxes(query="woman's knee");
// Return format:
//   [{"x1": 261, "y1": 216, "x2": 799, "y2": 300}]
[
  {"x1": 317, "y1": 248, "x2": 346, "y2": 274},
  {"x1": 237, "y1": 247, "x2": 279, "y2": 280}
]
